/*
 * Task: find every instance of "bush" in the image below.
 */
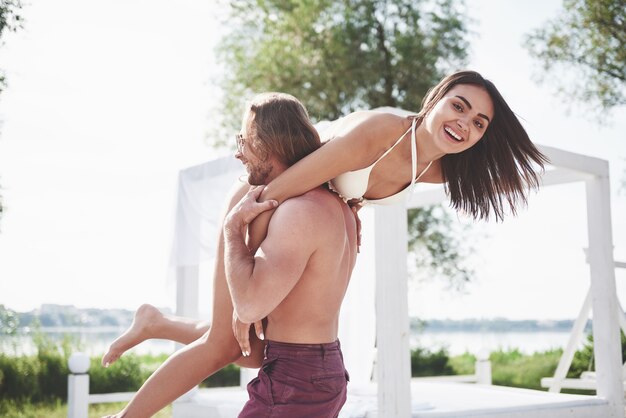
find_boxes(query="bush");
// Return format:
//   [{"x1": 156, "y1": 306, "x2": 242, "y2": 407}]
[
  {"x1": 490, "y1": 348, "x2": 562, "y2": 390},
  {"x1": 89, "y1": 355, "x2": 145, "y2": 394},
  {"x1": 410, "y1": 347, "x2": 454, "y2": 377},
  {"x1": 201, "y1": 363, "x2": 240, "y2": 387},
  {"x1": 0, "y1": 354, "x2": 40, "y2": 402},
  {"x1": 36, "y1": 350, "x2": 68, "y2": 401},
  {"x1": 448, "y1": 351, "x2": 476, "y2": 375}
]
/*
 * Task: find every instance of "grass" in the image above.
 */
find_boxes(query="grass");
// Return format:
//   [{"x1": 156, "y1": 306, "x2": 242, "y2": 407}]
[{"x1": 0, "y1": 400, "x2": 172, "y2": 418}]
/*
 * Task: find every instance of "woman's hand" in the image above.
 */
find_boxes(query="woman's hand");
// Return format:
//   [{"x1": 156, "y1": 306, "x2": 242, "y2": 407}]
[{"x1": 232, "y1": 311, "x2": 264, "y2": 357}]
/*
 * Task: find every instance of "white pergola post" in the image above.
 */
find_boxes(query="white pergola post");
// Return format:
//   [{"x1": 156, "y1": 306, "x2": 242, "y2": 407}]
[
  {"x1": 176, "y1": 265, "x2": 199, "y2": 318},
  {"x1": 374, "y1": 205, "x2": 412, "y2": 417},
  {"x1": 586, "y1": 172, "x2": 623, "y2": 417},
  {"x1": 174, "y1": 265, "x2": 200, "y2": 404}
]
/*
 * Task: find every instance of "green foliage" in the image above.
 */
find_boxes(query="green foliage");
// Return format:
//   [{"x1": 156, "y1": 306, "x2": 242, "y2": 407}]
[
  {"x1": 0, "y1": 0, "x2": 21, "y2": 36},
  {"x1": 407, "y1": 205, "x2": 476, "y2": 289},
  {"x1": 490, "y1": 348, "x2": 562, "y2": 390},
  {"x1": 200, "y1": 363, "x2": 240, "y2": 388},
  {"x1": 525, "y1": 0, "x2": 626, "y2": 114},
  {"x1": 88, "y1": 355, "x2": 145, "y2": 394},
  {"x1": 0, "y1": 305, "x2": 20, "y2": 335},
  {"x1": 0, "y1": 0, "x2": 22, "y2": 92},
  {"x1": 410, "y1": 346, "x2": 454, "y2": 376},
  {"x1": 0, "y1": 330, "x2": 241, "y2": 407},
  {"x1": 0, "y1": 399, "x2": 172, "y2": 418},
  {"x1": 568, "y1": 331, "x2": 626, "y2": 378},
  {"x1": 214, "y1": 0, "x2": 469, "y2": 146},
  {"x1": 0, "y1": 0, "x2": 23, "y2": 221},
  {"x1": 448, "y1": 351, "x2": 476, "y2": 375},
  {"x1": 0, "y1": 330, "x2": 72, "y2": 403},
  {"x1": 0, "y1": 354, "x2": 40, "y2": 402}
]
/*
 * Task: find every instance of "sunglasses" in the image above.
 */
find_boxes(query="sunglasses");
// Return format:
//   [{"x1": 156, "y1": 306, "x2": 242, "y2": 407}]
[{"x1": 235, "y1": 133, "x2": 246, "y2": 153}]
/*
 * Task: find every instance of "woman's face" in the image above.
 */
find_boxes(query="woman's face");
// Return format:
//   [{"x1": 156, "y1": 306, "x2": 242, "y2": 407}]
[{"x1": 424, "y1": 84, "x2": 494, "y2": 154}]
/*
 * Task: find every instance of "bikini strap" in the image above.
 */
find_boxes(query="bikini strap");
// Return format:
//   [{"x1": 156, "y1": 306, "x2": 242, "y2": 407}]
[
  {"x1": 410, "y1": 117, "x2": 433, "y2": 187},
  {"x1": 409, "y1": 118, "x2": 418, "y2": 186},
  {"x1": 370, "y1": 117, "x2": 432, "y2": 189},
  {"x1": 370, "y1": 121, "x2": 413, "y2": 167}
]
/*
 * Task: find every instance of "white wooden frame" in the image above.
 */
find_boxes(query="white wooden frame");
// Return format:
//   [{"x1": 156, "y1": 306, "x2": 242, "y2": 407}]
[
  {"x1": 541, "y1": 260, "x2": 626, "y2": 393},
  {"x1": 173, "y1": 145, "x2": 624, "y2": 418}
]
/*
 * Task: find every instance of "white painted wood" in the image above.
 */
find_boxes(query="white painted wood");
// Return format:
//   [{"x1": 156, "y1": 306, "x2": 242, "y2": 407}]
[
  {"x1": 476, "y1": 358, "x2": 492, "y2": 385},
  {"x1": 239, "y1": 367, "x2": 258, "y2": 389},
  {"x1": 174, "y1": 265, "x2": 201, "y2": 406},
  {"x1": 88, "y1": 392, "x2": 136, "y2": 403},
  {"x1": 538, "y1": 145, "x2": 608, "y2": 177},
  {"x1": 339, "y1": 206, "x2": 377, "y2": 386},
  {"x1": 176, "y1": 265, "x2": 199, "y2": 318},
  {"x1": 373, "y1": 205, "x2": 412, "y2": 418},
  {"x1": 412, "y1": 375, "x2": 479, "y2": 383},
  {"x1": 542, "y1": 377, "x2": 626, "y2": 392},
  {"x1": 67, "y1": 374, "x2": 89, "y2": 418},
  {"x1": 539, "y1": 167, "x2": 592, "y2": 187},
  {"x1": 548, "y1": 289, "x2": 592, "y2": 392},
  {"x1": 585, "y1": 174, "x2": 624, "y2": 417}
]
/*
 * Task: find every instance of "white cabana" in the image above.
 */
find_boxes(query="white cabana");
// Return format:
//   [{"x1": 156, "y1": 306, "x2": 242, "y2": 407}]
[{"x1": 169, "y1": 127, "x2": 623, "y2": 417}]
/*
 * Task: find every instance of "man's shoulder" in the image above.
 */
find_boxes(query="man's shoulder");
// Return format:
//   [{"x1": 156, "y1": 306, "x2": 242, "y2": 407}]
[
  {"x1": 274, "y1": 187, "x2": 342, "y2": 225},
  {"x1": 280, "y1": 187, "x2": 339, "y2": 211}
]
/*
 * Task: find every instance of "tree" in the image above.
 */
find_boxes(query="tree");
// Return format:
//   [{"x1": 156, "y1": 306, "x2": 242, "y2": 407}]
[
  {"x1": 0, "y1": 304, "x2": 19, "y2": 335},
  {"x1": 524, "y1": 0, "x2": 626, "y2": 114},
  {"x1": 0, "y1": 0, "x2": 23, "y2": 221},
  {"x1": 215, "y1": 0, "x2": 476, "y2": 286},
  {"x1": 215, "y1": 0, "x2": 469, "y2": 137},
  {"x1": 0, "y1": 0, "x2": 22, "y2": 93}
]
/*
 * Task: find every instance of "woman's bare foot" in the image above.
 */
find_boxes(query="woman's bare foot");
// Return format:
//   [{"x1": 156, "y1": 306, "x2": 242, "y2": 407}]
[{"x1": 102, "y1": 304, "x2": 163, "y2": 367}]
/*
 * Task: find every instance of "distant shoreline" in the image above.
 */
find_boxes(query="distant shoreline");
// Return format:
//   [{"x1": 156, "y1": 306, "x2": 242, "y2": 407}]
[
  {"x1": 2, "y1": 304, "x2": 589, "y2": 334},
  {"x1": 413, "y1": 318, "x2": 589, "y2": 333}
]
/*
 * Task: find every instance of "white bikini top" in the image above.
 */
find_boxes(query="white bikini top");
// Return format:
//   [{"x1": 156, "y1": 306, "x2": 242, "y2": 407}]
[{"x1": 328, "y1": 117, "x2": 433, "y2": 206}]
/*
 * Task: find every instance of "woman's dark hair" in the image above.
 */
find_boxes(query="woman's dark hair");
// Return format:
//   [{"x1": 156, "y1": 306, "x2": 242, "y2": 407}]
[
  {"x1": 415, "y1": 70, "x2": 549, "y2": 221},
  {"x1": 246, "y1": 92, "x2": 321, "y2": 166}
]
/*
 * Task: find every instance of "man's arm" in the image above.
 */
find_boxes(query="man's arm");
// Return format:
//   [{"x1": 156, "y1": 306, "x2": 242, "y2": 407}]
[{"x1": 224, "y1": 186, "x2": 316, "y2": 324}]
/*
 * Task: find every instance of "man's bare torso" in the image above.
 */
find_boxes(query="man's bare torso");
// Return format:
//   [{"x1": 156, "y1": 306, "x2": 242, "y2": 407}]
[{"x1": 252, "y1": 187, "x2": 357, "y2": 344}]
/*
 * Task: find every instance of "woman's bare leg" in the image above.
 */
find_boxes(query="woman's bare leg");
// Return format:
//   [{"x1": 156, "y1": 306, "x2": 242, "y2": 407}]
[
  {"x1": 106, "y1": 184, "x2": 264, "y2": 418},
  {"x1": 101, "y1": 304, "x2": 211, "y2": 367}
]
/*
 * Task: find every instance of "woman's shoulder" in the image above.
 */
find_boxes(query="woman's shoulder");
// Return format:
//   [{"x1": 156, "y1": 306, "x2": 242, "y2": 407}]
[
  {"x1": 344, "y1": 110, "x2": 410, "y2": 126},
  {"x1": 330, "y1": 111, "x2": 411, "y2": 144}
]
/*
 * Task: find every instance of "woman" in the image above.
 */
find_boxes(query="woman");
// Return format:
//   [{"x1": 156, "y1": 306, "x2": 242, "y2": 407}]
[{"x1": 103, "y1": 70, "x2": 547, "y2": 417}]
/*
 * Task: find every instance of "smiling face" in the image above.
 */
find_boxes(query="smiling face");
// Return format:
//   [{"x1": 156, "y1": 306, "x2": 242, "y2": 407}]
[{"x1": 423, "y1": 84, "x2": 494, "y2": 154}]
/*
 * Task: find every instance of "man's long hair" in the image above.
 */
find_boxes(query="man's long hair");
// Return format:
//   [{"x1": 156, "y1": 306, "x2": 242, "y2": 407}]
[{"x1": 246, "y1": 92, "x2": 321, "y2": 166}]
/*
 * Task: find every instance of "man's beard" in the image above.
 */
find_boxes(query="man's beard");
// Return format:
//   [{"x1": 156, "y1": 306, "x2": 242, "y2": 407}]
[{"x1": 247, "y1": 160, "x2": 273, "y2": 185}]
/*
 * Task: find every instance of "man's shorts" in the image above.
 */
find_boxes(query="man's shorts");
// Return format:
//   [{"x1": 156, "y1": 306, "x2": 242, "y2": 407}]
[{"x1": 238, "y1": 339, "x2": 349, "y2": 418}]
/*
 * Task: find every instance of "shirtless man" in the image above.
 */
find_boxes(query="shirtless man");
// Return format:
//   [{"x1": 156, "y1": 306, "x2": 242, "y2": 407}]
[
  {"x1": 224, "y1": 92, "x2": 357, "y2": 416},
  {"x1": 101, "y1": 92, "x2": 357, "y2": 418}
]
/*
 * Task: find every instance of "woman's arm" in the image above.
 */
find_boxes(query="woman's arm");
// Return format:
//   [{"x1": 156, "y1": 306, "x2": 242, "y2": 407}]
[{"x1": 247, "y1": 111, "x2": 400, "y2": 250}]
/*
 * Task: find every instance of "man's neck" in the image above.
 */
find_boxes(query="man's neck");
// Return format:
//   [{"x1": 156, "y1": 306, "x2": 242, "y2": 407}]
[{"x1": 264, "y1": 159, "x2": 288, "y2": 184}]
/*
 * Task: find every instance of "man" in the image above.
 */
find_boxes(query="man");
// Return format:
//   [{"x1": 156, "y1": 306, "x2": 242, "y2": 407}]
[{"x1": 223, "y1": 92, "x2": 358, "y2": 417}]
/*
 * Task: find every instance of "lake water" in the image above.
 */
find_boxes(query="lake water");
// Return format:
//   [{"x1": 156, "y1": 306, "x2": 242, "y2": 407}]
[{"x1": 1, "y1": 327, "x2": 582, "y2": 357}]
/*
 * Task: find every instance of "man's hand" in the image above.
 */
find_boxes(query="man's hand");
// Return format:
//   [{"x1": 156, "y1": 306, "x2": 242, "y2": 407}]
[
  {"x1": 225, "y1": 186, "x2": 279, "y2": 233},
  {"x1": 232, "y1": 311, "x2": 264, "y2": 357}
]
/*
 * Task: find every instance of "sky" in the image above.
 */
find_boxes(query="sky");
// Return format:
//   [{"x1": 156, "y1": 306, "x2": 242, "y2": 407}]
[{"x1": 0, "y1": 0, "x2": 624, "y2": 320}]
